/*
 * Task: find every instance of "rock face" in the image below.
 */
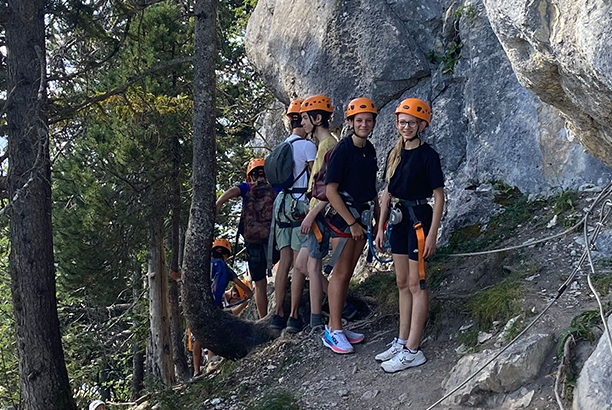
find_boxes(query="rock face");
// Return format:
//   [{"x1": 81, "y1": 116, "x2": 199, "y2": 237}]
[
  {"x1": 573, "y1": 315, "x2": 612, "y2": 410},
  {"x1": 246, "y1": 0, "x2": 612, "y2": 235},
  {"x1": 442, "y1": 333, "x2": 555, "y2": 406},
  {"x1": 482, "y1": 0, "x2": 612, "y2": 167}
]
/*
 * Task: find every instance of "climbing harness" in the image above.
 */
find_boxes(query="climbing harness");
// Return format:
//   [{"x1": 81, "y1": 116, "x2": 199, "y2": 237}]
[
  {"x1": 426, "y1": 181, "x2": 612, "y2": 410},
  {"x1": 362, "y1": 201, "x2": 393, "y2": 264},
  {"x1": 393, "y1": 197, "x2": 429, "y2": 289},
  {"x1": 323, "y1": 192, "x2": 362, "y2": 274}
]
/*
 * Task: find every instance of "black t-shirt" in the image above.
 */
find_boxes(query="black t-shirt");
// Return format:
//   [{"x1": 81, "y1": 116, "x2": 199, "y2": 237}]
[
  {"x1": 386, "y1": 142, "x2": 444, "y2": 200},
  {"x1": 325, "y1": 136, "x2": 378, "y2": 204}
]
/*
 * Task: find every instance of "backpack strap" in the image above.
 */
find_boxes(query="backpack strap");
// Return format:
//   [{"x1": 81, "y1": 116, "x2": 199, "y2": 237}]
[{"x1": 284, "y1": 137, "x2": 310, "y2": 195}]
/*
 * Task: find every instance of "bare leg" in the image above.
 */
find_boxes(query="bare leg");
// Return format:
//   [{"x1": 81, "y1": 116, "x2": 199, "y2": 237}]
[
  {"x1": 254, "y1": 278, "x2": 267, "y2": 319},
  {"x1": 406, "y1": 259, "x2": 428, "y2": 350},
  {"x1": 327, "y1": 238, "x2": 366, "y2": 331},
  {"x1": 274, "y1": 245, "x2": 293, "y2": 317},
  {"x1": 308, "y1": 256, "x2": 324, "y2": 315},
  {"x1": 289, "y1": 247, "x2": 309, "y2": 319},
  {"x1": 193, "y1": 340, "x2": 203, "y2": 376},
  {"x1": 393, "y1": 254, "x2": 412, "y2": 341}
]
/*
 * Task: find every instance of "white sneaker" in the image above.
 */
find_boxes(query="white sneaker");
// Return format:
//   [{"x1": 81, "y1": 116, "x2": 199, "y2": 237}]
[
  {"x1": 343, "y1": 328, "x2": 364, "y2": 344},
  {"x1": 322, "y1": 327, "x2": 354, "y2": 354},
  {"x1": 375, "y1": 338, "x2": 405, "y2": 362},
  {"x1": 381, "y1": 349, "x2": 426, "y2": 373}
]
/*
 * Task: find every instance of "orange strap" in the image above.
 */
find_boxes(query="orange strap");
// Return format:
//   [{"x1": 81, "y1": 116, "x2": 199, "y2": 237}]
[
  {"x1": 188, "y1": 328, "x2": 192, "y2": 352},
  {"x1": 312, "y1": 220, "x2": 323, "y2": 243},
  {"x1": 414, "y1": 222, "x2": 426, "y2": 289}
]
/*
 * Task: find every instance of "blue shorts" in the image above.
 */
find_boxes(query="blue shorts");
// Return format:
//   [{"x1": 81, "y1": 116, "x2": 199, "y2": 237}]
[{"x1": 389, "y1": 204, "x2": 433, "y2": 261}]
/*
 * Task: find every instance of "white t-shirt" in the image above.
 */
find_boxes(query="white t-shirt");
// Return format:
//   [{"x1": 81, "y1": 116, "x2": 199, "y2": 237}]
[{"x1": 286, "y1": 135, "x2": 316, "y2": 198}]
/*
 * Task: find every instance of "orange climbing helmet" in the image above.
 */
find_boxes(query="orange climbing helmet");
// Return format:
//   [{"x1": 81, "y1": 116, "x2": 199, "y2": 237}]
[
  {"x1": 286, "y1": 100, "x2": 304, "y2": 117},
  {"x1": 300, "y1": 94, "x2": 333, "y2": 114},
  {"x1": 212, "y1": 238, "x2": 232, "y2": 255},
  {"x1": 246, "y1": 158, "x2": 265, "y2": 177},
  {"x1": 346, "y1": 97, "x2": 378, "y2": 119},
  {"x1": 235, "y1": 279, "x2": 251, "y2": 299},
  {"x1": 395, "y1": 98, "x2": 431, "y2": 124}
]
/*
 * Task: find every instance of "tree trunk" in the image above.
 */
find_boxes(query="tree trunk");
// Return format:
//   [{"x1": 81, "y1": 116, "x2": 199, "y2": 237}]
[
  {"x1": 5, "y1": 1, "x2": 77, "y2": 409},
  {"x1": 147, "y1": 222, "x2": 175, "y2": 385},
  {"x1": 181, "y1": 0, "x2": 273, "y2": 360},
  {"x1": 168, "y1": 135, "x2": 190, "y2": 382},
  {"x1": 131, "y1": 262, "x2": 144, "y2": 400}
]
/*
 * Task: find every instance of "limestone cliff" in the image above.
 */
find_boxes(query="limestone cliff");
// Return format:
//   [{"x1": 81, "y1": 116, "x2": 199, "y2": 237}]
[{"x1": 246, "y1": 0, "x2": 611, "y2": 233}]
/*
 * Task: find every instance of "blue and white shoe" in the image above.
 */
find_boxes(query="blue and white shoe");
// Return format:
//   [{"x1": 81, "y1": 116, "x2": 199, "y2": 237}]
[{"x1": 322, "y1": 327, "x2": 354, "y2": 354}]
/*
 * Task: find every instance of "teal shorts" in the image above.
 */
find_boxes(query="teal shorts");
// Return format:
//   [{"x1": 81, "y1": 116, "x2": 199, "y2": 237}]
[{"x1": 274, "y1": 192, "x2": 307, "y2": 251}]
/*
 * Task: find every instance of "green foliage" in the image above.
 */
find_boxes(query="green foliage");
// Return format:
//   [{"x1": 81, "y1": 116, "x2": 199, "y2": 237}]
[
  {"x1": 465, "y1": 274, "x2": 524, "y2": 326},
  {"x1": 441, "y1": 41, "x2": 463, "y2": 74},
  {"x1": 426, "y1": 40, "x2": 464, "y2": 74},
  {"x1": 247, "y1": 391, "x2": 302, "y2": 410},
  {"x1": 556, "y1": 309, "x2": 608, "y2": 359},
  {"x1": 453, "y1": 4, "x2": 478, "y2": 19},
  {"x1": 0, "y1": 225, "x2": 19, "y2": 408},
  {"x1": 352, "y1": 272, "x2": 398, "y2": 315}
]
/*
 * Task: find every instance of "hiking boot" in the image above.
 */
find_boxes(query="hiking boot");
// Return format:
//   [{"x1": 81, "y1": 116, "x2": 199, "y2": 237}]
[
  {"x1": 375, "y1": 338, "x2": 404, "y2": 362},
  {"x1": 270, "y1": 314, "x2": 288, "y2": 330},
  {"x1": 381, "y1": 349, "x2": 426, "y2": 373},
  {"x1": 322, "y1": 327, "x2": 354, "y2": 354},
  {"x1": 342, "y1": 301, "x2": 358, "y2": 320},
  {"x1": 286, "y1": 316, "x2": 305, "y2": 334},
  {"x1": 343, "y1": 328, "x2": 364, "y2": 344}
]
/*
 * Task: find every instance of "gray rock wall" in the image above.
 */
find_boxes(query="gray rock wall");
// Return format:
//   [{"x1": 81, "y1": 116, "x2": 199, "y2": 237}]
[
  {"x1": 482, "y1": 0, "x2": 612, "y2": 167},
  {"x1": 245, "y1": 0, "x2": 612, "y2": 232},
  {"x1": 573, "y1": 315, "x2": 612, "y2": 410}
]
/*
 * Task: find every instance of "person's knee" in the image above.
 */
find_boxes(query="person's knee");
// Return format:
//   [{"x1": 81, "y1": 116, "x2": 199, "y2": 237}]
[
  {"x1": 396, "y1": 275, "x2": 410, "y2": 291},
  {"x1": 408, "y1": 278, "x2": 424, "y2": 294}
]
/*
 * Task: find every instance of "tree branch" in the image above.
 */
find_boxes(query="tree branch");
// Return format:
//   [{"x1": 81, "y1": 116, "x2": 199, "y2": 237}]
[
  {"x1": 49, "y1": 56, "x2": 193, "y2": 124},
  {"x1": 47, "y1": 17, "x2": 132, "y2": 83}
]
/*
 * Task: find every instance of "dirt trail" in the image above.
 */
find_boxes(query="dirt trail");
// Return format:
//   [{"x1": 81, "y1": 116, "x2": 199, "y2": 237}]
[{"x1": 167, "y1": 189, "x2": 612, "y2": 410}]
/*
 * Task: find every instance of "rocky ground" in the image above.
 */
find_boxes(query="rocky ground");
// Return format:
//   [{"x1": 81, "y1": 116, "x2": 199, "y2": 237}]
[{"x1": 138, "y1": 184, "x2": 612, "y2": 410}]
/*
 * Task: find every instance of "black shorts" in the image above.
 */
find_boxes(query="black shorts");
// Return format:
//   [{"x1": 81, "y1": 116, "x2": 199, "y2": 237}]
[
  {"x1": 389, "y1": 204, "x2": 433, "y2": 261},
  {"x1": 245, "y1": 242, "x2": 267, "y2": 282}
]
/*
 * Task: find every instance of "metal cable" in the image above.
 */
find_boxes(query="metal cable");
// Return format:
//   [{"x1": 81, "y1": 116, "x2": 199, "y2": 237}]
[
  {"x1": 448, "y1": 182, "x2": 612, "y2": 258},
  {"x1": 583, "y1": 199, "x2": 612, "y2": 359},
  {"x1": 425, "y1": 187, "x2": 612, "y2": 410}
]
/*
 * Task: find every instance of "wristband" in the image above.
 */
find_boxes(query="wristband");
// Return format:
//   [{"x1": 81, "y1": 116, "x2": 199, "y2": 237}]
[{"x1": 348, "y1": 220, "x2": 358, "y2": 227}]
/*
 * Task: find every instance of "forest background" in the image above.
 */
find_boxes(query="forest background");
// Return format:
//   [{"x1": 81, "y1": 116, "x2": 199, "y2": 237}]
[{"x1": 0, "y1": 0, "x2": 274, "y2": 408}]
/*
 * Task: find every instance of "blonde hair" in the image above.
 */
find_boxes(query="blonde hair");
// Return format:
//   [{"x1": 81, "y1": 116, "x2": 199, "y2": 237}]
[
  {"x1": 386, "y1": 119, "x2": 424, "y2": 183},
  {"x1": 385, "y1": 135, "x2": 404, "y2": 184}
]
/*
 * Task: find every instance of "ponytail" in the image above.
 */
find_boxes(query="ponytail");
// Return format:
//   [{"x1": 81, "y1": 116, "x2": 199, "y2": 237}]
[{"x1": 385, "y1": 135, "x2": 404, "y2": 184}]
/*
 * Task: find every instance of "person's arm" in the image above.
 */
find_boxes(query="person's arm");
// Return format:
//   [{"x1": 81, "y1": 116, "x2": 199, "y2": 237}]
[
  {"x1": 326, "y1": 182, "x2": 366, "y2": 240},
  {"x1": 375, "y1": 188, "x2": 390, "y2": 251},
  {"x1": 301, "y1": 199, "x2": 328, "y2": 235},
  {"x1": 215, "y1": 186, "x2": 241, "y2": 216},
  {"x1": 423, "y1": 187, "x2": 444, "y2": 259}
]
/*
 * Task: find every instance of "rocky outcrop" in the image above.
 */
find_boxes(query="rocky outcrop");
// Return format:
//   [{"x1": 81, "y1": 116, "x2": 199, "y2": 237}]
[
  {"x1": 246, "y1": 0, "x2": 611, "y2": 234},
  {"x1": 482, "y1": 0, "x2": 612, "y2": 167},
  {"x1": 573, "y1": 315, "x2": 612, "y2": 410},
  {"x1": 442, "y1": 333, "x2": 555, "y2": 407}
]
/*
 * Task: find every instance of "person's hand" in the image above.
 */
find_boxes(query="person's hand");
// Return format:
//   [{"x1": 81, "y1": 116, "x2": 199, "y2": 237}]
[
  {"x1": 349, "y1": 222, "x2": 366, "y2": 240},
  {"x1": 374, "y1": 229, "x2": 385, "y2": 253},
  {"x1": 423, "y1": 234, "x2": 437, "y2": 259},
  {"x1": 300, "y1": 212, "x2": 315, "y2": 235}
]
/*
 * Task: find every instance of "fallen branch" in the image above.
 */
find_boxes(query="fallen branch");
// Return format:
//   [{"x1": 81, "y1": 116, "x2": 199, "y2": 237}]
[{"x1": 554, "y1": 334, "x2": 575, "y2": 410}]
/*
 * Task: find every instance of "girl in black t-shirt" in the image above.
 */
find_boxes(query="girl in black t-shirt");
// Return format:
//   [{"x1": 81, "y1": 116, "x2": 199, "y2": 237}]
[
  {"x1": 322, "y1": 97, "x2": 379, "y2": 354},
  {"x1": 374, "y1": 98, "x2": 445, "y2": 373}
]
